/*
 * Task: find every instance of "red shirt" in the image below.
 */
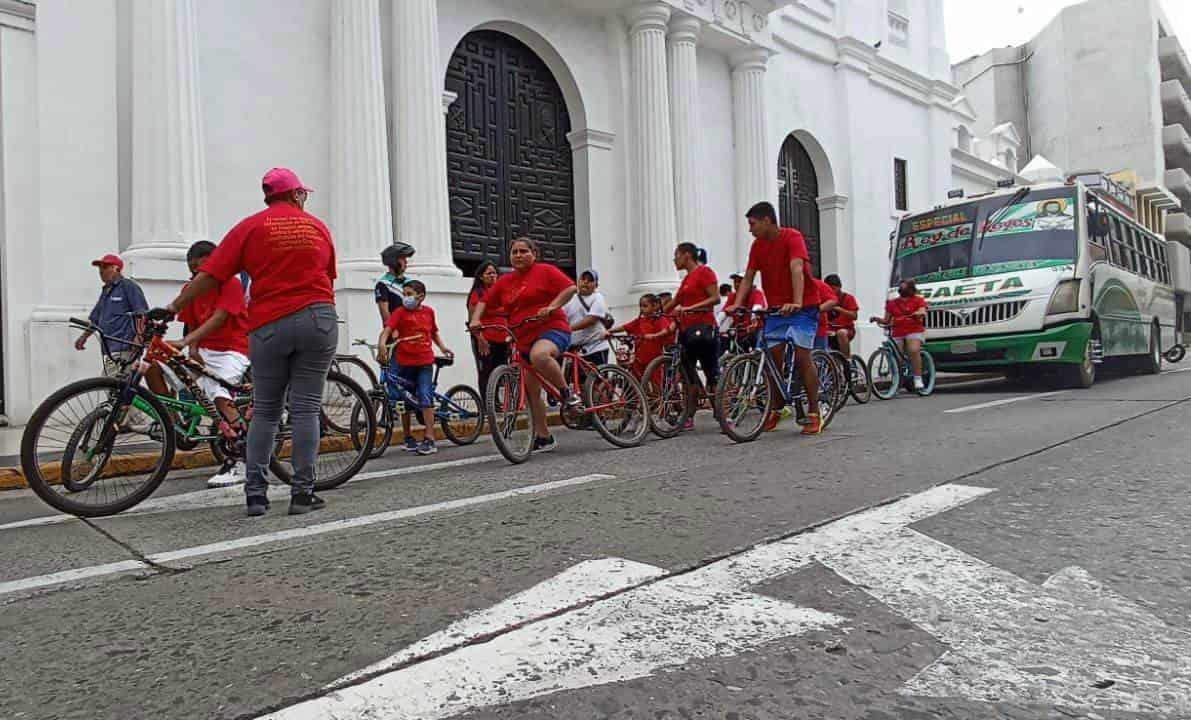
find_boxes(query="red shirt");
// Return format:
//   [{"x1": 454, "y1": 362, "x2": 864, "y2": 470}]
[
  {"x1": 202, "y1": 203, "x2": 337, "y2": 331},
  {"x1": 385, "y1": 304, "x2": 438, "y2": 366},
  {"x1": 746, "y1": 227, "x2": 819, "y2": 308},
  {"x1": 726, "y1": 288, "x2": 767, "y2": 328},
  {"x1": 468, "y1": 287, "x2": 509, "y2": 344},
  {"x1": 486, "y1": 262, "x2": 575, "y2": 353},
  {"x1": 674, "y1": 264, "x2": 718, "y2": 329},
  {"x1": 622, "y1": 315, "x2": 674, "y2": 367},
  {"x1": 813, "y1": 279, "x2": 835, "y2": 338},
  {"x1": 829, "y1": 290, "x2": 860, "y2": 332},
  {"x1": 177, "y1": 276, "x2": 249, "y2": 355},
  {"x1": 886, "y1": 295, "x2": 928, "y2": 337}
]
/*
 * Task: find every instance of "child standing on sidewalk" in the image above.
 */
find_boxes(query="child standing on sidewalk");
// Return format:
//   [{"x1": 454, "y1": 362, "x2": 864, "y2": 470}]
[{"x1": 377, "y1": 280, "x2": 454, "y2": 455}]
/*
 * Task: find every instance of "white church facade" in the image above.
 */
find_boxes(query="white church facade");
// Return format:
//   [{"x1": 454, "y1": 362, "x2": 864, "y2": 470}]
[{"x1": 0, "y1": 0, "x2": 1010, "y2": 424}]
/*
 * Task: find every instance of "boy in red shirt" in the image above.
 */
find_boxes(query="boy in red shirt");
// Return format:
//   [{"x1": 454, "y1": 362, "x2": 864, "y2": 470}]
[
  {"x1": 824, "y1": 274, "x2": 859, "y2": 360},
  {"x1": 378, "y1": 280, "x2": 454, "y2": 455},
  {"x1": 872, "y1": 278, "x2": 929, "y2": 391},
  {"x1": 812, "y1": 276, "x2": 839, "y2": 351},
  {"x1": 608, "y1": 294, "x2": 675, "y2": 380},
  {"x1": 725, "y1": 202, "x2": 824, "y2": 434}
]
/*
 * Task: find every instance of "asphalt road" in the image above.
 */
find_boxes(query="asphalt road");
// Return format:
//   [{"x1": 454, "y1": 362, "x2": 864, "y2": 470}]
[{"x1": 3, "y1": 365, "x2": 1191, "y2": 719}]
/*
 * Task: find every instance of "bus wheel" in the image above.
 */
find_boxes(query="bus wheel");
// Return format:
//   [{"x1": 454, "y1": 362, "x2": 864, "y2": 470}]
[
  {"x1": 1139, "y1": 323, "x2": 1161, "y2": 375},
  {"x1": 1061, "y1": 336, "x2": 1097, "y2": 389}
]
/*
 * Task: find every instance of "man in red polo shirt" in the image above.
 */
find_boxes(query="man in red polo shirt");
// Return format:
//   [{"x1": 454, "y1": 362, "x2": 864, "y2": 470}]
[
  {"x1": 725, "y1": 201, "x2": 824, "y2": 434},
  {"x1": 824, "y1": 274, "x2": 859, "y2": 360}
]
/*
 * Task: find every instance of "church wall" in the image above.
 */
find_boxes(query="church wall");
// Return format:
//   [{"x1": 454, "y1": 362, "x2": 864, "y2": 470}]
[{"x1": 695, "y1": 46, "x2": 739, "y2": 283}]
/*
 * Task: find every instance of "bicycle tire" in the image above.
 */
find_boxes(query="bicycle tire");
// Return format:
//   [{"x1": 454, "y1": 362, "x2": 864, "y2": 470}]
[
  {"x1": 557, "y1": 357, "x2": 585, "y2": 430},
  {"x1": 868, "y1": 346, "x2": 900, "y2": 400},
  {"x1": 642, "y1": 353, "x2": 690, "y2": 439},
  {"x1": 352, "y1": 392, "x2": 392, "y2": 460},
  {"x1": 848, "y1": 355, "x2": 872, "y2": 404},
  {"x1": 809, "y1": 349, "x2": 842, "y2": 430},
  {"x1": 21, "y1": 377, "x2": 176, "y2": 517},
  {"x1": 827, "y1": 350, "x2": 850, "y2": 412},
  {"x1": 916, "y1": 351, "x2": 937, "y2": 396},
  {"x1": 59, "y1": 406, "x2": 113, "y2": 492},
  {"x1": 440, "y1": 384, "x2": 484, "y2": 446},
  {"x1": 333, "y1": 354, "x2": 380, "y2": 391},
  {"x1": 269, "y1": 370, "x2": 374, "y2": 491},
  {"x1": 716, "y1": 352, "x2": 774, "y2": 443},
  {"x1": 486, "y1": 364, "x2": 533, "y2": 464},
  {"x1": 584, "y1": 364, "x2": 650, "y2": 448}
]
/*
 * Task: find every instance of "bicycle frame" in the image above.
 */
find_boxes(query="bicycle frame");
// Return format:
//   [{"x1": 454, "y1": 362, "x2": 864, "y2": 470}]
[{"x1": 378, "y1": 361, "x2": 478, "y2": 421}]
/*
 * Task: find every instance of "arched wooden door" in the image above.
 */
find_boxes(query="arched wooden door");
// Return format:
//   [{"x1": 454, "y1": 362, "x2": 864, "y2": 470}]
[
  {"x1": 777, "y1": 135, "x2": 821, "y2": 275},
  {"x1": 445, "y1": 30, "x2": 576, "y2": 277}
]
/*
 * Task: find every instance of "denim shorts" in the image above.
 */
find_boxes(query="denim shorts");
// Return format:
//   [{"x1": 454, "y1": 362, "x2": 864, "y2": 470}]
[
  {"x1": 395, "y1": 364, "x2": 434, "y2": 409},
  {"x1": 763, "y1": 308, "x2": 819, "y2": 350},
  {"x1": 521, "y1": 329, "x2": 572, "y2": 360},
  {"x1": 813, "y1": 335, "x2": 829, "y2": 351}
]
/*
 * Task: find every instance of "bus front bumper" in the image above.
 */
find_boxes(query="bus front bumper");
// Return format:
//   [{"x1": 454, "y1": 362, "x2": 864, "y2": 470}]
[{"x1": 924, "y1": 322, "x2": 1092, "y2": 371}]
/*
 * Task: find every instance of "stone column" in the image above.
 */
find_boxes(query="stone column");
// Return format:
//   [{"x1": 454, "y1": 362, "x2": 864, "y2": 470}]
[
  {"x1": 392, "y1": 0, "x2": 460, "y2": 277},
  {"x1": 668, "y1": 14, "x2": 703, "y2": 249},
  {"x1": 330, "y1": 0, "x2": 393, "y2": 288},
  {"x1": 126, "y1": 0, "x2": 208, "y2": 281},
  {"x1": 626, "y1": 2, "x2": 679, "y2": 293},
  {"x1": 731, "y1": 46, "x2": 772, "y2": 268}
]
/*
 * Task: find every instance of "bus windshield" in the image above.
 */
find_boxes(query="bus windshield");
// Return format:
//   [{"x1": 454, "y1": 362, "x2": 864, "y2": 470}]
[{"x1": 893, "y1": 187, "x2": 1077, "y2": 284}]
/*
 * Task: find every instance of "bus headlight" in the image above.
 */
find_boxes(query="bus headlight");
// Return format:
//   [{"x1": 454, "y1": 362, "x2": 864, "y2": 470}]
[{"x1": 1045, "y1": 279, "x2": 1080, "y2": 316}]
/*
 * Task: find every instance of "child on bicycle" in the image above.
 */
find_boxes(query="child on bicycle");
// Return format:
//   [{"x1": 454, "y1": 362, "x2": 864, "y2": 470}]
[
  {"x1": 871, "y1": 278, "x2": 928, "y2": 391},
  {"x1": 606, "y1": 294, "x2": 675, "y2": 380},
  {"x1": 377, "y1": 280, "x2": 454, "y2": 455}
]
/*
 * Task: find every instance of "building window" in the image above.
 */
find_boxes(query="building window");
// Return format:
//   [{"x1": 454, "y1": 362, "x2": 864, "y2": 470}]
[
  {"x1": 956, "y1": 125, "x2": 972, "y2": 153},
  {"x1": 894, "y1": 158, "x2": 908, "y2": 211}
]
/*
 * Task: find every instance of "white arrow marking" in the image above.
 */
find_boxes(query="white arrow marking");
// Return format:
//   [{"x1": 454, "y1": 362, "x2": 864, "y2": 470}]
[
  {"x1": 822, "y1": 526, "x2": 1191, "y2": 713},
  {"x1": 261, "y1": 484, "x2": 992, "y2": 719}
]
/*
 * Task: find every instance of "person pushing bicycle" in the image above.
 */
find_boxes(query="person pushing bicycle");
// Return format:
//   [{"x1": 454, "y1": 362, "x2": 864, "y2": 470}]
[
  {"x1": 871, "y1": 278, "x2": 929, "y2": 391},
  {"x1": 724, "y1": 202, "x2": 824, "y2": 435}
]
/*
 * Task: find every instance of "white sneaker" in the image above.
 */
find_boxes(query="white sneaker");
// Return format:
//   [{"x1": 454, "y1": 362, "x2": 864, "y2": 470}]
[
  {"x1": 913, "y1": 376, "x2": 925, "y2": 391},
  {"x1": 207, "y1": 462, "x2": 246, "y2": 488}
]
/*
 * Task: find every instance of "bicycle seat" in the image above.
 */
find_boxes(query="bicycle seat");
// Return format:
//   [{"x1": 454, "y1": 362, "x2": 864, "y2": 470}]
[{"x1": 434, "y1": 356, "x2": 454, "y2": 368}]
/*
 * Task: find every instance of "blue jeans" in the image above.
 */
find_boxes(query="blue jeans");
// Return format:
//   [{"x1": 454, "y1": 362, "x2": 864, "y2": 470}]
[
  {"x1": 392, "y1": 363, "x2": 435, "y2": 409},
  {"x1": 245, "y1": 303, "x2": 338, "y2": 499}
]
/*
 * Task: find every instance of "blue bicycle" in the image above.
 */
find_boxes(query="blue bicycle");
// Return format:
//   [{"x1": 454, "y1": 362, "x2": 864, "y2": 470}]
[
  {"x1": 868, "y1": 328, "x2": 936, "y2": 400},
  {"x1": 351, "y1": 341, "x2": 484, "y2": 458},
  {"x1": 715, "y1": 309, "x2": 844, "y2": 443}
]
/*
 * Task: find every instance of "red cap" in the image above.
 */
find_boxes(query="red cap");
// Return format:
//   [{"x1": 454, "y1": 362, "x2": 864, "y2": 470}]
[
  {"x1": 261, "y1": 167, "x2": 313, "y2": 198},
  {"x1": 91, "y1": 253, "x2": 124, "y2": 270}
]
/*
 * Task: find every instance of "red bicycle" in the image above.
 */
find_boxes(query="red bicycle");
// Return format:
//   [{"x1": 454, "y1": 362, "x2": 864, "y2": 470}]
[{"x1": 474, "y1": 319, "x2": 650, "y2": 464}]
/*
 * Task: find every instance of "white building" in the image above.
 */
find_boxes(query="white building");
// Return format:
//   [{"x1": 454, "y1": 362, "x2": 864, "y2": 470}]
[{"x1": 0, "y1": 0, "x2": 994, "y2": 424}]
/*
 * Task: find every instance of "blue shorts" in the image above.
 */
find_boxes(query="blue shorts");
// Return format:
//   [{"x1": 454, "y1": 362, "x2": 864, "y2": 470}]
[
  {"x1": 763, "y1": 308, "x2": 819, "y2": 350},
  {"x1": 393, "y1": 364, "x2": 434, "y2": 409},
  {"x1": 521, "y1": 330, "x2": 572, "y2": 360},
  {"x1": 813, "y1": 335, "x2": 829, "y2": 351}
]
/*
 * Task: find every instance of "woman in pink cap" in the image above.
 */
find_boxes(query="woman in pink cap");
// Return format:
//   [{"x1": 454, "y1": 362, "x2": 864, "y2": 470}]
[{"x1": 156, "y1": 168, "x2": 338, "y2": 517}]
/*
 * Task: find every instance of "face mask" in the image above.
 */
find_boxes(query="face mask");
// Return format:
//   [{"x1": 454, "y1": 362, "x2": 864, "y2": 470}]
[
  {"x1": 402, "y1": 296, "x2": 419, "y2": 310},
  {"x1": 898, "y1": 287, "x2": 914, "y2": 298}
]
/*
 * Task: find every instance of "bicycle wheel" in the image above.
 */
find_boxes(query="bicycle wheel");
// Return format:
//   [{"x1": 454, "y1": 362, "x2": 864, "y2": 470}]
[
  {"x1": 351, "y1": 392, "x2": 392, "y2": 460},
  {"x1": 868, "y1": 346, "x2": 900, "y2": 400},
  {"x1": 333, "y1": 354, "x2": 380, "y2": 392},
  {"x1": 848, "y1": 355, "x2": 872, "y2": 404},
  {"x1": 584, "y1": 364, "x2": 650, "y2": 448},
  {"x1": 828, "y1": 350, "x2": 850, "y2": 412},
  {"x1": 557, "y1": 357, "x2": 585, "y2": 431},
  {"x1": 486, "y1": 364, "x2": 533, "y2": 464},
  {"x1": 917, "y1": 351, "x2": 937, "y2": 396},
  {"x1": 440, "y1": 384, "x2": 484, "y2": 445},
  {"x1": 21, "y1": 377, "x2": 176, "y2": 517},
  {"x1": 810, "y1": 349, "x2": 842, "y2": 430},
  {"x1": 642, "y1": 353, "x2": 690, "y2": 439},
  {"x1": 717, "y1": 353, "x2": 774, "y2": 443},
  {"x1": 269, "y1": 370, "x2": 373, "y2": 491}
]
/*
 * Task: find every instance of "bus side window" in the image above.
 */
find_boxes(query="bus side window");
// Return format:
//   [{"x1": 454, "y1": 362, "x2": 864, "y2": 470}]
[
  {"x1": 1108, "y1": 217, "x2": 1124, "y2": 267},
  {"x1": 1087, "y1": 205, "x2": 1108, "y2": 261}
]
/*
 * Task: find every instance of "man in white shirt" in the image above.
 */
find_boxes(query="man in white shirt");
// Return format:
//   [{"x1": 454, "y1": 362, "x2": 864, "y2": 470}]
[{"x1": 564, "y1": 269, "x2": 612, "y2": 365}]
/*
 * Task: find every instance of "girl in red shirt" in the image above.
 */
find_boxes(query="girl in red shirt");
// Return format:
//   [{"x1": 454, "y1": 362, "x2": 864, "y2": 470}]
[
  {"x1": 469, "y1": 237, "x2": 578, "y2": 453},
  {"x1": 871, "y1": 279, "x2": 929, "y2": 391},
  {"x1": 466, "y1": 260, "x2": 509, "y2": 399},
  {"x1": 664, "y1": 243, "x2": 720, "y2": 429},
  {"x1": 608, "y1": 294, "x2": 675, "y2": 380}
]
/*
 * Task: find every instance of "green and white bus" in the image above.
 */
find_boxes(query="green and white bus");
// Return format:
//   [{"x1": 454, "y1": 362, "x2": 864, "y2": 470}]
[{"x1": 889, "y1": 173, "x2": 1179, "y2": 388}]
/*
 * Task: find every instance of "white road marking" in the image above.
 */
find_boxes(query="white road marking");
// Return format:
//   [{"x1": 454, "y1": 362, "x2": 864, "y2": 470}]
[
  {"x1": 943, "y1": 390, "x2": 1065, "y2": 414},
  {"x1": 0, "y1": 560, "x2": 150, "y2": 596},
  {"x1": 264, "y1": 484, "x2": 992, "y2": 720},
  {"x1": 0, "y1": 473, "x2": 617, "y2": 597},
  {"x1": 0, "y1": 454, "x2": 500, "y2": 531}
]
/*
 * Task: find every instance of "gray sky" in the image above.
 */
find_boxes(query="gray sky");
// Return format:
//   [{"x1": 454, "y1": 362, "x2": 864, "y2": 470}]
[{"x1": 944, "y1": 0, "x2": 1191, "y2": 63}]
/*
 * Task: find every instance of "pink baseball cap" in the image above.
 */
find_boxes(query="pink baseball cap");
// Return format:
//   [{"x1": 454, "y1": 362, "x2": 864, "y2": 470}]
[
  {"x1": 261, "y1": 167, "x2": 313, "y2": 198},
  {"x1": 91, "y1": 253, "x2": 124, "y2": 270}
]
